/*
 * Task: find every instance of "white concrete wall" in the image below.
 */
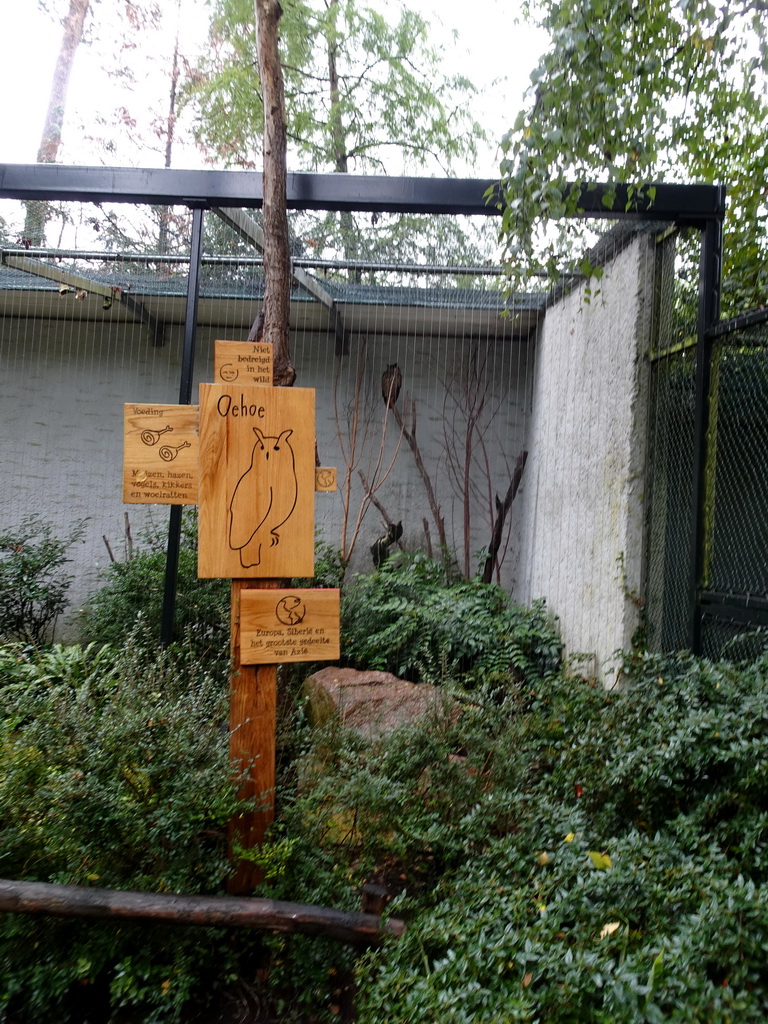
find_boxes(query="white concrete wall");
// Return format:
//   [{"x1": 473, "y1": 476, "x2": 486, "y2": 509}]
[
  {"x1": 510, "y1": 234, "x2": 654, "y2": 682},
  {"x1": 0, "y1": 316, "x2": 533, "y2": 639}
]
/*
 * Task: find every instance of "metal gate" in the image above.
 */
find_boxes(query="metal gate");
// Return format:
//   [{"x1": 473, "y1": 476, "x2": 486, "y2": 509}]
[
  {"x1": 697, "y1": 308, "x2": 768, "y2": 658},
  {"x1": 646, "y1": 219, "x2": 768, "y2": 660}
]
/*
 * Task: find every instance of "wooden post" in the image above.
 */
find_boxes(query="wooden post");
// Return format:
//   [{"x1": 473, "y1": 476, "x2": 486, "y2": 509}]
[
  {"x1": 226, "y1": 0, "x2": 294, "y2": 890},
  {"x1": 228, "y1": 578, "x2": 280, "y2": 893}
]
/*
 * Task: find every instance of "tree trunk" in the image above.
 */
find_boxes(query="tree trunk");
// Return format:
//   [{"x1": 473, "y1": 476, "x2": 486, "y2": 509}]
[
  {"x1": 325, "y1": 0, "x2": 360, "y2": 279},
  {"x1": 254, "y1": 0, "x2": 295, "y2": 387},
  {"x1": 23, "y1": 0, "x2": 90, "y2": 246},
  {"x1": 157, "y1": 20, "x2": 181, "y2": 256}
]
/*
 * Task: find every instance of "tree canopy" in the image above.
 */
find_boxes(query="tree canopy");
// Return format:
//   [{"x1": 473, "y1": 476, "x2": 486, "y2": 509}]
[
  {"x1": 502, "y1": 0, "x2": 768, "y2": 313},
  {"x1": 183, "y1": 0, "x2": 491, "y2": 266},
  {"x1": 186, "y1": 0, "x2": 482, "y2": 175}
]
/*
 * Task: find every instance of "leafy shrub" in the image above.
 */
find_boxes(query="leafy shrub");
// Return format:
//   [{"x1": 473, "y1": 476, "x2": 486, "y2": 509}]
[
  {"x1": 253, "y1": 649, "x2": 768, "y2": 1022},
  {"x1": 341, "y1": 551, "x2": 562, "y2": 688},
  {"x1": 0, "y1": 638, "x2": 251, "y2": 1023},
  {"x1": 0, "y1": 515, "x2": 85, "y2": 645},
  {"x1": 79, "y1": 510, "x2": 229, "y2": 664}
]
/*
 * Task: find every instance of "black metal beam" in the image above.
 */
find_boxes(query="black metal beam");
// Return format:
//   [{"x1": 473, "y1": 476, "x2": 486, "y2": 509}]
[
  {"x1": 160, "y1": 206, "x2": 204, "y2": 647},
  {"x1": 0, "y1": 163, "x2": 725, "y2": 222},
  {"x1": 700, "y1": 590, "x2": 768, "y2": 623},
  {"x1": 689, "y1": 215, "x2": 724, "y2": 654},
  {"x1": 707, "y1": 305, "x2": 768, "y2": 339}
]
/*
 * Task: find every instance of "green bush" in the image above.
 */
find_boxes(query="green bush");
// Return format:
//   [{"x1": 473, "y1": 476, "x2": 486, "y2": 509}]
[
  {"x1": 341, "y1": 551, "x2": 562, "y2": 688},
  {"x1": 253, "y1": 649, "x2": 768, "y2": 1022},
  {"x1": 79, "y1": 510, "x2": 229, "y2": 664},
  {"x1": 0, "y1": 515, "x2": 85, "y2": 645},
  {"x1": 0, "y1": 638, "x2": 252, "y2": 1023}
]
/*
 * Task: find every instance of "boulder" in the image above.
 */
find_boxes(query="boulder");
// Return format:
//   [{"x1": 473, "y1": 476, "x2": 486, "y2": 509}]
[{"x1": 303, "y1": 667, "x2": 441, "y2": 739}]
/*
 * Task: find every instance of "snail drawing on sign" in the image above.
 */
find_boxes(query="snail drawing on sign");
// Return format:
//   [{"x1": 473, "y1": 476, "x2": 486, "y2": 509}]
[
  {"x1": 229, "y1": 428, "x2": 297, "y2": 568},
  {"x1": 141, "y1": 425, "x2": 174, "y2": 446},
  {"x1": 159, "y1": 440, "x2": 191, "y2": 462}
]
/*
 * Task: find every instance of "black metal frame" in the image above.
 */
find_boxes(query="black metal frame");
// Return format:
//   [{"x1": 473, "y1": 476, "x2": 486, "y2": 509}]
[
  {"x1": 0, "y1": 163, "x2": 724, "y2": 220},
  {"x1": 0, "y1": 163, "x2": 737, "y2": 650},
  {"x1": 160, "y1": 207, "x2": 204, "y2": 645}
]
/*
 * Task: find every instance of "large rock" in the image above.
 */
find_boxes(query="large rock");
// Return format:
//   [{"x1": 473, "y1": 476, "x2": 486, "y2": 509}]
[{"x1": 303, "y1": 667, "x2": 441, "y2": 739}]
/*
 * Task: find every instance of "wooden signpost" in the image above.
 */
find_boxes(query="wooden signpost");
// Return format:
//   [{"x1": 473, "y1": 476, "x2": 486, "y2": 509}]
[
  {"x1": 240, "y1": 589, "x2": 340, "y2": 664},
  {"x1": 123, "y1": 404, "x2": 198, "y2": 505},
  {"x1": 197, "y1": 384, "x2": 316, "y2": 580},
  {"x1": 214, "y1": 340, "x2": 273, "y2": 386},
  {"x1": 123, "y1": 349, "x2": 339, "y2": 893}
]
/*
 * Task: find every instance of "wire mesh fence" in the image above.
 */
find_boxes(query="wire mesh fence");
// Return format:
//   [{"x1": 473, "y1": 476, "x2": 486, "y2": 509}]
[
  {"x1": 699, "y1": 314, "x2": 768, "y2": 659},
  {"x1": 706, "y1": 321, "x2": 768, "y2": 598},
  {"x1": 644, "y1": 228, "x2": 700, "y2": 652},
  {"x1": 2, "y1": 183, "x2": 764, "y2": 668},
  {"x1": 0, "y1": 199, "x2": 539, "y2": 637}
]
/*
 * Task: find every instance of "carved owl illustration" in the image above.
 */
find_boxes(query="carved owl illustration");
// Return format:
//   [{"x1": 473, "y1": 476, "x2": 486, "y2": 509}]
[
  {"x1": 228, "y1": 427, "x2": 297, "y2": 569},
  {"x1": 381, "y1": 363, "x2": 403, "y2": 408}
]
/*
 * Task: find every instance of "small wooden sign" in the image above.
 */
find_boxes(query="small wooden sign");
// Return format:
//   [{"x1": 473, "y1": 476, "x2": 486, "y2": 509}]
[
  {"x1": 215, "y1": 341, "x2": 273, "y2": 386},
  {"x1": 240, "y1": 588, "x2": 340, "y2": 664},
  {"x1": 315, "y1": 467, "x2": 337, "y2": 492},
  {"x1": 123, "y1": 404, "x2": 199, "y2": 504},
  {"x1": 198, "y1": 384, "x2": 316, "y2": 578}
]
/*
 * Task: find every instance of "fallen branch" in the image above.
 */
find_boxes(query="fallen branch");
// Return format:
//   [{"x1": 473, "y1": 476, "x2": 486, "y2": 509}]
[
  {"x1": 392, "y1": 398, "x2": 448, "y2": 552},
  {"x1": 0, "y1": 878, "x2": 405, "y2": 947},
  {"x1": 482, "y1": 449, "x2": 528, "y2": 585}
]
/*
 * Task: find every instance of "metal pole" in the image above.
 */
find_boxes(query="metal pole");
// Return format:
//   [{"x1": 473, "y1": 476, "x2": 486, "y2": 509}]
[
  {"x1": 688, "y1": 206, "x2": 724, "y2": 653},
  {"x1": 161, "y1": 206, "x2": 204, "y2": 646}
]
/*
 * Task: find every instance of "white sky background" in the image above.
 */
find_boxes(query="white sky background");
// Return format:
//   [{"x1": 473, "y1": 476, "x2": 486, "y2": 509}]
[{"x1": 0, "y1": 0, "x2": 547, "y2": 176}]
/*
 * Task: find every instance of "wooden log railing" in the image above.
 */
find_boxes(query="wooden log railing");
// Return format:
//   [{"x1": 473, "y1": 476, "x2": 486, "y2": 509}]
[{"x1": 0, "y1": 879, "x2": 404, "y2": 947}]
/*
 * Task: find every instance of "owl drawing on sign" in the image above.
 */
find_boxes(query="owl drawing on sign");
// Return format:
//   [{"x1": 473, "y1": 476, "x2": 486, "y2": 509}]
[
  {"x1": 228, "y1": 427, "x2": 297, "y2": 569},
  {"x1": 381, "y1": 363, "x2": 402, "y2": 408}
]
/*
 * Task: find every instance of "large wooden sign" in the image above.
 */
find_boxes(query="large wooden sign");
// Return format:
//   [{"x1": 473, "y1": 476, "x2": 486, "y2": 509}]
[
  {"x1": 123, "y1": 404, "x2": 199, "y2": 504},
  {"x1": 214, "y1": 341, "x2": 273, "y2": 386},
  {"x1": 198, "y1": 384, "x2": 316, "y2": 578},
  {"x1": 240, "y1": 588, "x2": 340, "y2": 664}
]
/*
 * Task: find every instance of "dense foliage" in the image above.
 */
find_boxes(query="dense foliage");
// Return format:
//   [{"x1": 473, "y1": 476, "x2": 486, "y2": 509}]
[
  {"x1": 0, "y1": 516, "x2": 85, "y2": 646},
  {"x1": 186, "y1": 0, "x2": 481, "y2": 176},
  {"x1": 505, "y1": 0, "x2": 768, "y2": 313},
  {"x1": 269, "y1": 647, "x2": 768, "y2": 1022},
  {"x1": 0, "y1": 640, "x2": 248, "y2": 1022},
  {"x1": 341, "y1": 552, "x2": 562, "y2": 688},
  {"x1": 79, "y1": 512, "x2": 229, "y2": 664},
  {"x1": 3, "y1": 541, "x2": 768, "y2": 1021}
]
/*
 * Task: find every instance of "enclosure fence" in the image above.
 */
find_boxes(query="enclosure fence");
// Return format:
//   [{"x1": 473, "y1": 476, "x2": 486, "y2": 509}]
[{"x1": 0, "y1": 165, "x2": 764, "y2": 665}]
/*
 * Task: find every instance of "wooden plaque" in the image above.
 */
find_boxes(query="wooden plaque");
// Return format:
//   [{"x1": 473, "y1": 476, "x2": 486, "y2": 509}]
[
  {"x1": 123, "y1": 404, "x2": 199, "y2": 504},
  {"x1": 198, "y1": 384, "x2": 316, "y2": 578},
  {"x1": 215, "y1": 341, "x2": 273, "y2": 386},
  {"x1": 240, "y1": 588, "x2": 340, "y2": 664},
  {"x1": 315, "y1": 467, "x2": 337, "y2": 492}
]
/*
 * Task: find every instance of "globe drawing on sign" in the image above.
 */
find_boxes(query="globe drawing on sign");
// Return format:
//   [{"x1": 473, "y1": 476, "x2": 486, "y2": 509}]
[{"x1": 275, "y1": 595, "x2": 306, "y2": 626}]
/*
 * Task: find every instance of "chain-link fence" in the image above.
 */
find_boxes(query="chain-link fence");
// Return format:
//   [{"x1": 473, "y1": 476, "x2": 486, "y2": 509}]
[
  {"x1": 645, "y1": 229, "x2": 699, "y2": 652},
  {"x1": 645, "y1": 225, "x2": 768, "y2": 659},
  {"x1": 699, "y1": 314, "x2": 768, "y2": 658}
]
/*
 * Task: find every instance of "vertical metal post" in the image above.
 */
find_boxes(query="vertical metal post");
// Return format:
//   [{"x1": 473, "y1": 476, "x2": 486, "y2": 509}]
[
  {"x1": 689, "y1": 203, "x2": 724, "y2": 653},
  {"x1": 161, "y1": 205, "x2": 205, "y2": 646}
]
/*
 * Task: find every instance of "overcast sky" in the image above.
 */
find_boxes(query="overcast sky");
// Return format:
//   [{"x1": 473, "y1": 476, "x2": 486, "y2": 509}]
[{"x1": 1, "y1": 0, "x2": 546, "y2": 176}]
